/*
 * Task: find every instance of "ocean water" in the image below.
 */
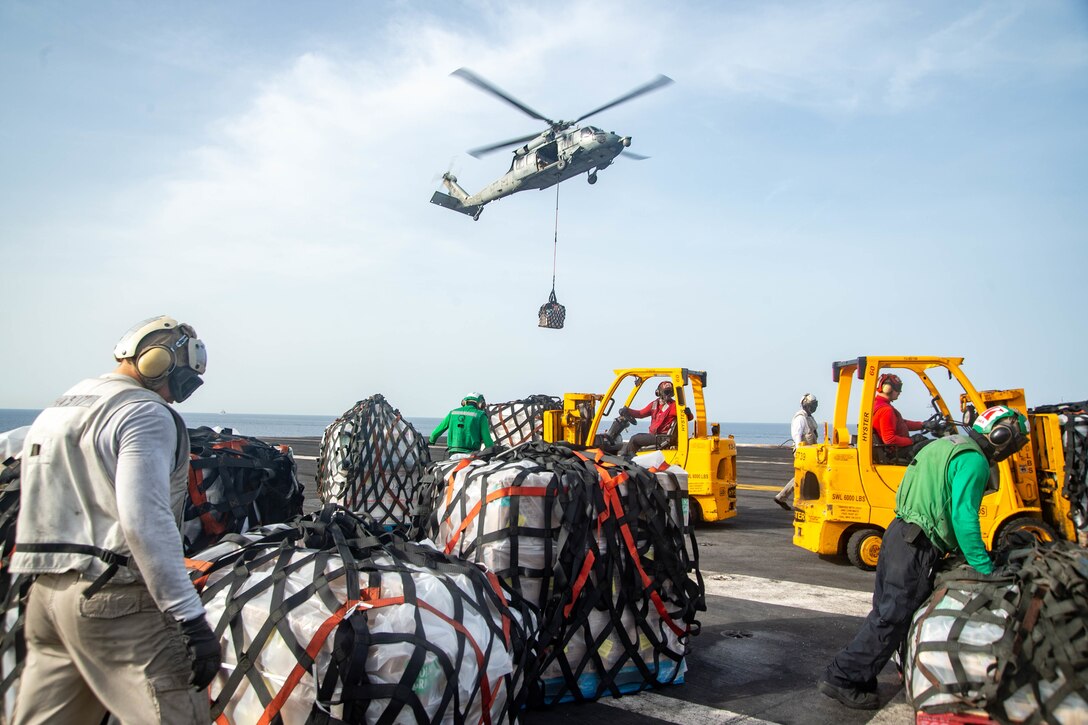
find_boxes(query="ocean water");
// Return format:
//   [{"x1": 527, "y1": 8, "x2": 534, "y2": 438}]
[{"x1": 0, "y1": 409, "x2": 792, "y2": 446}]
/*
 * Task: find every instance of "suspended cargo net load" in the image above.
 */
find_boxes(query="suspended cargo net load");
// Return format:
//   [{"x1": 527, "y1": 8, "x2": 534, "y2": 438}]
[
  {"x1": 905, "y1": 538, "x2": 1088, "y2": 724},
  {"x1": 487, "y1": 395, "x2": 562, "y2": 449},
  {"x1": 186, "y1": 504, "x2": 536, "y2": 724},
  {"x1": 413, "y1": 441, "x2": 703, "y2": 705},
  {"x1": 537, "y1": 290, "x2": 566, "y2": 329},
  {"x1": 184, "y1": 426, "x2": 305, "y2": 552},
  {"x1": 1031, "y1": 400, "x2": 1088, "y2": 546},
  {"x1": 537, "y1": 185, "x2": 566, "y2": 330},
  {"x1": 317, "y1": 394, "x2": 431, "y2": 527}
]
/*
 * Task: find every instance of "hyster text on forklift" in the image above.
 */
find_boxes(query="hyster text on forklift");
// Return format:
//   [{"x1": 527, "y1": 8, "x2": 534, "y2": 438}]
[
  {"x1": 791, "y1": 356, "x2": 1084, "y2": 570},
  {"x1": 541, "y1": 368, "x2": 737, "y2": 523}
]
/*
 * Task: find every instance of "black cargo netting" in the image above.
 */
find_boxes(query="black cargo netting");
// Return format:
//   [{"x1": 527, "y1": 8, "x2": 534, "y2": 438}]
[
  {"x1": 187, "y1": 504, "x2": 536, "y2": 724},
  {"x1": 487, "y1": 396, "x2": 562, "y2": 449},
  {"x1": 184, "y1": 427, "x2": 305, "y2": 552},
  {"x1": 906, "y1": 538, "x2": 1088, "y2": 724},
  {"x1": 0, "y1": 431, "x2": 309, "y2": 717},
  {"x1": 317, "y1": 395, "x2": 431, "y2": 528},
  {"x1": 412, "y1": 441, "x2": 704, "y2": 705},
  {"x1": 1031, "y1": 401, "x2": 1088, "y2": 538},
  {"x1": 537, "y1": 291, "x2": 565, "y2": 330},
  {"x1": 0, "y1": 456, "x2": 30, "y2": 718}
]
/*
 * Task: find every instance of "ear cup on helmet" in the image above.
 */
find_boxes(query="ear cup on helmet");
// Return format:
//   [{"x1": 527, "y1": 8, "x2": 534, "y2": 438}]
[
  {"x1": 878, "y1": 373, "x2": 902, "y2": 395},
  {"x1": 136, "y1": 346, "x2": 174, "y2": 380}
]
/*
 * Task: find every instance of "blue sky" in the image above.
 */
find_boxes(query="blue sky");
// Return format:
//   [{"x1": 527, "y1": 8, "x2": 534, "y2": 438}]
[{"x1": 2, "y1": 1, "x2": 1086, "y2": 423}]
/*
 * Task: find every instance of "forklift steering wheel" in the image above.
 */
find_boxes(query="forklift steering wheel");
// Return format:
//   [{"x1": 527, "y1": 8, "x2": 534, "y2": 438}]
[{"x1": 921, "y1": 412, "x2": 950, "y2": 436}]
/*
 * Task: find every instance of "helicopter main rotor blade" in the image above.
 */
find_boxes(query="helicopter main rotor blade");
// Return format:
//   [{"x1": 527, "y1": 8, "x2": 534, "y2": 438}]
[
  {"x1": 451, "y1": 68, "x2": 556, "y2": 125},
  {"x1": 620, "y1": 151, "x2": 651, "y2": 160},
  {"x1": 574, "y1": 74, "x2": 674, "y2": 123},
  {"x1": 467, "y1": 131, "x2": 543, "y2": 159}
]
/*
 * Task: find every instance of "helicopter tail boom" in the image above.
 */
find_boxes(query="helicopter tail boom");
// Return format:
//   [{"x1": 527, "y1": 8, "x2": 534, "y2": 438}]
[
  {"x1": 430, "y1": 191, "x2": 484, "y2": 220},
  {"x1": 430, "y1": 172, "x2": 484, "y2": 220}
]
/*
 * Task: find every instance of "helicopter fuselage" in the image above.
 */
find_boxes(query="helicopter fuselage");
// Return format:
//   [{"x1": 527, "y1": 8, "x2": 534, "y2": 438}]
[
  {"x1": 432, "y1": 68, "x2": 669, "y2": 220},
  {"x1": 466, "y1": 126, "x2": 629, "y2": 204},
  {"x1": 435, "y1": 126, "x2": 631, "y2": 217}
]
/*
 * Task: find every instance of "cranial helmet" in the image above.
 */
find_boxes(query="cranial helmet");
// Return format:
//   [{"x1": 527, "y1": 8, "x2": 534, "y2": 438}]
[
  {"x1": 971, "y1": 405, "x2": 1029, "y2": 462},
  {"x1": 801, "y1": 393, "x2": 818, "y2": 414},
  {"x1": 878, "y1": 373, "x2": 903, "y2": 394},
  {"x1": 113, "y1": 315, "x2": 207, "y2": 402},
  {"x1": 461, "y1": 393, "x2": 486, "y2": 409},
  {"x1": 656, "y1": 381, "x2": 674, "y2": 399}
]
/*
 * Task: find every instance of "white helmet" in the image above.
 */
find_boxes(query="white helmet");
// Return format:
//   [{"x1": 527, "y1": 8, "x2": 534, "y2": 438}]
[{"x1": 114, "y1": 315, "x2": 207, "y2": 402}]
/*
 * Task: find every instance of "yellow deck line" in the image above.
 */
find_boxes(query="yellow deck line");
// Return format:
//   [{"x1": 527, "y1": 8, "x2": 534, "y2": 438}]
[{"x1": 736, "y1": 484, "x2": 782, "y2": 492}]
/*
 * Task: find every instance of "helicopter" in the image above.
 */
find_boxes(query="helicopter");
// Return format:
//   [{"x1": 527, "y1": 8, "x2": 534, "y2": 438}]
[{"x1": 430, "y1": 68, "x2": 673, "y2": 221}]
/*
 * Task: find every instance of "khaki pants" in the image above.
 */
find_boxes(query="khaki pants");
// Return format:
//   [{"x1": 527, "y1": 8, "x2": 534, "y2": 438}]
[{"x1": 13, "y1": 572, "x2": 209, "y2": 725}]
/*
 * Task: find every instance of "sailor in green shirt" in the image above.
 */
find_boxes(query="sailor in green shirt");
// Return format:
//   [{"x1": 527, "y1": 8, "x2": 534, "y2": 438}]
[
  {"x1": 819, "y1": 405, "x2": 1030, "y2": 710},
  {"x1": 429, "y1": 393, "x2": 495, "y2": 455}
]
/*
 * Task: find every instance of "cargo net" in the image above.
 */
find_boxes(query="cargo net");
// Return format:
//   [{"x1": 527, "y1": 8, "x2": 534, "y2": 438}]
[
  {"x1": 0, "y1": 429, "x2": 307, "y2": 719},
  {"x1": 186, "y1": 503, "x2": 536, "y2": 724},
  {"x1": 487, "y1": 395, "x2": 562, "y2": 449},
  {"x1": 185, "y1": 427, "x2": 306, "y2": 552},
  {"x1": 412, "y1": 441, "x2": 704, "y2": 705},
  {"x1": 1031, "y1": 401, "x2": 1088, "y2": 540},
  {"x1": 905, "y1": 538, "x2": 1088, "y2": 724},
  {"x1": 537, "y1": 290, "x2": 565, "y2": 329},
  {"x1": 0, "y1": 455, "x2": 30, "y2": 720},
  {"x1": 317, "y1": 394, "x2": 431, "y2": 528}
]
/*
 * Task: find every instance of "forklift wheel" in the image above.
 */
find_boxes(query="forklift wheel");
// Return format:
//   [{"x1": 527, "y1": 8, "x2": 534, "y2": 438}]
[
  {"x1": 996, "y1": 517, "x2": 1058, "y2": 548},
  {"x1": 847, "y1": 529, "x2": 883, "y2": 571},
  {"x1": 689, "y1": 498, "x2": 703, "y2": 526}
]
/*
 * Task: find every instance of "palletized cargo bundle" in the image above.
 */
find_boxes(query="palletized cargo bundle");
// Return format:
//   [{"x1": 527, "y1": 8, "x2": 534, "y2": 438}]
[
  {"x1": 0, "y1": 454, "x2": 29, "y2": 721},
  {"x1": 0, "y1": 428, "x2": 307, "y2": 720},
  {"x1": 184, "y1": 426, "x2": 305, "y2": 552},
  {"x1": 1032, "y1": 401, "x2": 1088, "y2": 544},
  {"x1": 413, "y1": 441, "x2": 704, "y2": 705},
  {"x1": 486, "y1": 396, "x2": 562, "y2": 449},
  {"x1": 905, "y1": 538, "x2": 1088, "y2": 724},
  {"x1": 187, "y1": 504, "x2": 535, "y2": 724},
  {"x1": 318, "y1": 395, "x2": 431, "y2": 527}
]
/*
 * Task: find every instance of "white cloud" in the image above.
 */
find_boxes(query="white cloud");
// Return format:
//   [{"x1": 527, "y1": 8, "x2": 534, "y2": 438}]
[{"x1": 2, "y1": 0, "x2": 1086, "y2": 420}]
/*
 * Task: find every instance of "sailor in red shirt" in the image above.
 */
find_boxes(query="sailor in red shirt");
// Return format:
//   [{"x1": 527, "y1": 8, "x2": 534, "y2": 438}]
[
  {"x1": 872, "y1": 373, "x2": 924, "y2": 462},
  {"x1": 619, "y1": 381, "x2": 679, "y2": 457}
]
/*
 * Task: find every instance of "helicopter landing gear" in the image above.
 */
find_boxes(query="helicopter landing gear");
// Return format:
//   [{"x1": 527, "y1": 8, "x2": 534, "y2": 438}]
[
  {"x1": 557, "y1": 158, "x2": 567, "y2": 171},
  {"x1": 472, "y1": 208, "x2": 483, "y2": 221},
  {"x1": 587, "y1": 172, "x2": 597, "y2": 184}
]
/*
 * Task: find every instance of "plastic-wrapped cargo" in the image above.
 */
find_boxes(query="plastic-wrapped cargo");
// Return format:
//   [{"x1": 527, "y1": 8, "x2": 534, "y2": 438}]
[
  {"x1": 0, "y1": 451, "x2": 29, "y2": 723},
  {"x1": 413, "y1": 441, "x2": 703, "y2": 705},
  {"x1": 184, "y1": 426, "x2": 305, "y2": 552},
  {"x1": 1031, "y1": 401, "x2": 1088, "y2": 545},
  {"x1": 187, "y1": 504, "x2": 535, "y2": 724},
  {"x1": 0, "y1": 428, "x2": 306, "y2": 721},
  {"x1": 317, "y1": 394, "x2": 430, "y2": 527},
  {"x1": 905, "y1": 538, "x2": 1088, "y2": 724},
  {"x1": 486, "y1": 396, "x2": 562, "y2": 449}
]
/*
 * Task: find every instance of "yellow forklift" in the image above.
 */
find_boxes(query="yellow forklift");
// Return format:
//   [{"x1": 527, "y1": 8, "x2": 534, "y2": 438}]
[
  {"x1": 791, "y1": 356, "x2": 1077, "y2": 569},
  {"x1": 541, "y1": 367, "x2": 737, "y2": 523}
]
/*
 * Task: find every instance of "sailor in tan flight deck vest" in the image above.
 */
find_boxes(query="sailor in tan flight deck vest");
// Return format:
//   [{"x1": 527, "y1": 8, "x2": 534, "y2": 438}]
[{"x1": 10, "y1": 316, "x2": 221, "y2": 725}]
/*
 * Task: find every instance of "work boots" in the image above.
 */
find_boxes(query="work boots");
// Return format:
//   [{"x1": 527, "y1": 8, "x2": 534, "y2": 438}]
[{"x1": 816, "y1": 678, "x2": 881, "y2": 710}]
